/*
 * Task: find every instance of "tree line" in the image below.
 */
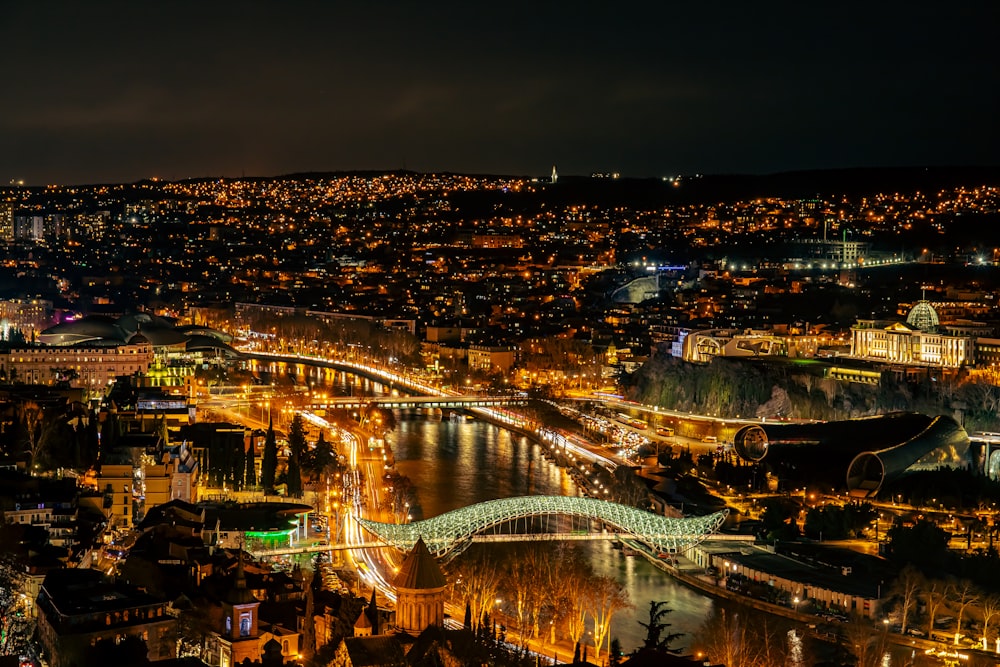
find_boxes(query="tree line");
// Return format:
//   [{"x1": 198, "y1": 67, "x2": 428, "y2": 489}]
[
  {"x1": 626, "y1": 355, "x2": 1000, "y2": 430},
  {"x1": 447, "y1": 542, "x2": 631, "y2": 662}
]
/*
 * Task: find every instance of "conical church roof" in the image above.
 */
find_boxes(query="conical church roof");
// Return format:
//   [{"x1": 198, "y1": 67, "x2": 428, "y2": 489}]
[
  {"x1": 226, "y1": 550, "x2": 256, "y2": 605},
  {"x1": 354, "y1": 608, "x2": 372, "y2": 629},
  {"x1": 392, "y1": 537, "x2": 446, "y2": 590}
]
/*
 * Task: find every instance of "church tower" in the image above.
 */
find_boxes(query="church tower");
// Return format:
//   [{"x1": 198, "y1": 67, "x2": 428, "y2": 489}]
[
  {"x1": 220, "y1": 550, "x2": 261, "y2": 666},
  {"x1": 353, "y1": 609, "x2": 373, "y2": 638},
  {"x1": 551, "y1": 165, "x2": 558, "y2": 184},
  {"x1": 354, "y1": 589, "x2": 380, "y2": 637},
  {"x1": 392, "y1": 537, "x2": 446, "y2": 634}
]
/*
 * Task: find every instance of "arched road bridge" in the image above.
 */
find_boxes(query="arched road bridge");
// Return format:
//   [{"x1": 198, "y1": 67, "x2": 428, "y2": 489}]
[{"x1": 357, "y1": 495, "x2": 727, "y2": 559}]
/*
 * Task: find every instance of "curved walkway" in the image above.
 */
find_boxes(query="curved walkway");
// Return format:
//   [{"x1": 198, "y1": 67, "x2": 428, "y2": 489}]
[{"x1": 357, "y1": 495, "x2": 727, "y2": 557}]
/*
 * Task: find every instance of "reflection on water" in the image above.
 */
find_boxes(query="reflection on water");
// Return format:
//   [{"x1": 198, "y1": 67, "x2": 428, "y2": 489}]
[
  {"x1": 275, "y1": 365, "x2": 913, "y2": 662},
  {"x1": 392, "y1": 418, "x2": 574, "y2": 521},
  {"x1": 390, "y1": 415, "x2": 713, "y2": 652},
  {"x1": 788, "y1": 628, "x2": 805, "y2": 667}
]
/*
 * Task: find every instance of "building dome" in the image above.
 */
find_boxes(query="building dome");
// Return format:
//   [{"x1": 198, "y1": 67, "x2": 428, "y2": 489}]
[
  {"x1": 906, "y1": 300, "x2": 939, "y2": 332},
  {"x1": 39, "y1": 316, "x2": 127, "y2": 345}
]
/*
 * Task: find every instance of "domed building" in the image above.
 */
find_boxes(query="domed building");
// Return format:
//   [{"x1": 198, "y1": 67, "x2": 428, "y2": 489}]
[
  {"x1": 905, "y1": 299, "x2": 940, "y2": 332},
  {"x1": 32, "y1": 313, "x2": 238, "y2": 390},
  {"x1": 37, "y1": 315, "x2": 128, "y2": 346},
  {"x1": 851, "y1": 299, "x2": 974, "y2": 368}
]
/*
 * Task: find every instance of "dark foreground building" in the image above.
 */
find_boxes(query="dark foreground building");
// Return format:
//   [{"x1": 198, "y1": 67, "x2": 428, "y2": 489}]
[{"x1": 36, "y1": 568, "x2": 176, "y2": 666}]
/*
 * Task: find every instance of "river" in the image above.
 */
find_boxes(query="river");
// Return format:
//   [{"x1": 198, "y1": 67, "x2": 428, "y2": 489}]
[
  {"x1": 390, "y1": 414, "x2": 714, "y2": 653},
  {"x1": 265, "y1": 363, "x2": 903, "y2": 663},
  {"x1": 282, "y1": 365, "x2": 716, "y2": 651}
]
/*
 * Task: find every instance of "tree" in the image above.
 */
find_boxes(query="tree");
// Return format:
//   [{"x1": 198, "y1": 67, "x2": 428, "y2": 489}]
[
  {"x1": 287, "y1": 414, "x2": 307, "y2": 460},
  {"x1": 924, "y1": 578, "x2": 950, "y2": 637},
  {"x1": 695, "y1": 607, "x2": 759, "y2": 667},
  {"x1": 610, "y1": 465, "x2": 651, "y2": 508},
  {"x1": 886, "y1": 518, "x2": 950, "y2": 569},
  {"x1": 951, "y1": 579, "x2": 980, "y2": 641},
  {"x1": 890, "y1": 564, "x2": 923, "y2": 636},
  {"x1": 260, "y1": 417, "x2": 278, "y2": 491},
  {"x1": 303, "y1": 431, "x2": 337, "y2": 483},
  {"x1": 245, "y1": 434, "x2": 257, "y2": 488},
  {"x1": 842, "y1": 613, "x2": 891, "y2": 667},
  {"x1": 502, "y1": 544, "x2": 545, "y2": 647},
  {"x1": 286, "y1": 453, "x2": 303, "y2": 497},
  {"x1": 17, "y1": 400, "x2": 60, "y2": 472},
  {"x1": 285, "y1": 414, "x2": 306, "y2": 497},
  {"x1": 981, "y1": 594, "x2": 1000, "y2": 647},
  {"x1": 694, "y1": 605, "x2": 805, "y2": 667},
  {"x1": 637, "y1": 600, "x2": 682, "y2": 652},
  {"x1": 759, "y1": 498, "x2": 800, "y2": 541},
  {"x1": 561, "y1": 555, "x2": 593, "y2": 649},
  {"x1": 609, "y1": 638, "x2": 623, "y2": 666},
  {"x1": 545, "y1": 545, "x2": 592, "y2": 648},
  {"x1": 156, "y1": 413, "x2": 170, "y2": 446},
  {"x1": 450, "y1": 547, "x2": 501, "y2": 635},
  {"x1": 586, "y1": 575, "x2": 631, "y2": 661},
  {"x1": 966, "y1": 516, "x2": 988, "y2": 550}
]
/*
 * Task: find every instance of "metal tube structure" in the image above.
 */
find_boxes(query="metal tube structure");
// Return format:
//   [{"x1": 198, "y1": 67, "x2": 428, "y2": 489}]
[
  {"x1": 732, "y1": 412, "x2": 969, "y2": 494},
  {"x1": 846, "y1": 415, "x2": 968, "y2": 497}
]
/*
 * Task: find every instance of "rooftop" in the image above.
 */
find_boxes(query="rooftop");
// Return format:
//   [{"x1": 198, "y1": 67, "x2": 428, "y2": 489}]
[
  {"x1": 40, "y1": 568, "x2": 166, "y2": 622},
  {"x1": 392, "y1": 537, "x2": 446, "y2": 591}
]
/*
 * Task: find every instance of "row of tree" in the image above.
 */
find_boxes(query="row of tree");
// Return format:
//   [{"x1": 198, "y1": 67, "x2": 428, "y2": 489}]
[
  {"x1": 0, "y1": 400, "x2": 102, "y2": 472},
  {"x1": 886, "y1": 518, "x2": 1000, "y2": 595},
  {"x1": 199, "y1": 414, "x2": 343, "y2": 497},
  {"x1": 888, "y1": 563, "x2": 1000, "y2": 644},
  {"x1": 447, "y1": 543, "x2": 630, "y2": 661},
  {"x1": 232, "y1": 311, "x2": 423, "y2": 367},
  {"x1": 626, "y1": 355, "x2": 1000, "y2": 431}
]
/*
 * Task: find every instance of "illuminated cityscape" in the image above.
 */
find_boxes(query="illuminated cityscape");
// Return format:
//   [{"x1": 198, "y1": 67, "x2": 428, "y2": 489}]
[{"x1": 1, "y1": 2, "x2": 999, "y2": 667}]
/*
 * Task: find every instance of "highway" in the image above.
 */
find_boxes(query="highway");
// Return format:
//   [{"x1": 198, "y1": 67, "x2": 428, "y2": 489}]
[{"x1": 293, "y1": 410, "x2": 405, "y2": 602}]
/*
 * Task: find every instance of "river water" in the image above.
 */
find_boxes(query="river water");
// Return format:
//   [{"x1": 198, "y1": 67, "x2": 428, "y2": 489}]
[
  {"x1": 389, "y1": 415, "x2": 714, "y2": 653},
  {"x1": 270, "y1": 364, "x2": 892, "y2": 663},
  {"x1": 286, "y1": 366, "x2": 715, "y2": 652},
  {"x1": 279, "y1": 364, "x2": 715, "y2": 652}
]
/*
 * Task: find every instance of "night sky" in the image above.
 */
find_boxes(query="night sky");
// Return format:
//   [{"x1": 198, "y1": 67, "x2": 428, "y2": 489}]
[{"x1": 2, "y1": 1, "x2": 997, "y2": 185}]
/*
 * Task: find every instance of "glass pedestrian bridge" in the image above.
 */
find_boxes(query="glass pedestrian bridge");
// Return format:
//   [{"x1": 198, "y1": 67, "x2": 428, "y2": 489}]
[{"x1": 358, "y1": 495, "x2": 727, "y2": 558}]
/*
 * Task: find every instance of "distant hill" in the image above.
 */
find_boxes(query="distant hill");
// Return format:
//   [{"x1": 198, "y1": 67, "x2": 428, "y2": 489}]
[
  {"x1": 440, "y1": 165, "x2": 1000, "y2": 214},
  {"x1": 5, "y1": 165, "x2": 999, "y2": 204},
  {"x1": 663, "y1": 165, "x2": 1000, "y2": 201}
]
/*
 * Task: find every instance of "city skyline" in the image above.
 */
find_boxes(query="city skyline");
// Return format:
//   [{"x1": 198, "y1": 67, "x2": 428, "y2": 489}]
[{"x1": 2, "y1": 0, "x2": 998, "y2": 186}]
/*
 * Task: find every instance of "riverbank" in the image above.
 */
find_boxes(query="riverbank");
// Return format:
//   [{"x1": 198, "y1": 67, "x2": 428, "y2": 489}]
[{"x1": 637, "y1": 546, "x2": 981, "y2": 661}]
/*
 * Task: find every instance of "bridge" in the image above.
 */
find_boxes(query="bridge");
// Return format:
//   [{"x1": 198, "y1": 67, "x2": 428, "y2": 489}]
[
  {"x1": 311, "y1": 395, "x2": 529, "y2": 410},
  {"x1": 246, "y1": 496, "x2": 727, "y2": 558},
  {"x1": 246, "y1": 532, "x2": 626, "y2": 558},
  {"x1": 357, "y1": 495, "x2": 727, "y2": 558}
]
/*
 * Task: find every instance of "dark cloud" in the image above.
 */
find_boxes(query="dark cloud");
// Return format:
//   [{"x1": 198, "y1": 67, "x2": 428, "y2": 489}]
[{"x1": 1, "y1": 0, "x2": 997, "y2": 184}]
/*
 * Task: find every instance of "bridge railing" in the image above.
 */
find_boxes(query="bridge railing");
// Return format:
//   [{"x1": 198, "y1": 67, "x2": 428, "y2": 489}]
[{"x1": 358, "y1": 495, "x2": 727, "y2": 557}]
